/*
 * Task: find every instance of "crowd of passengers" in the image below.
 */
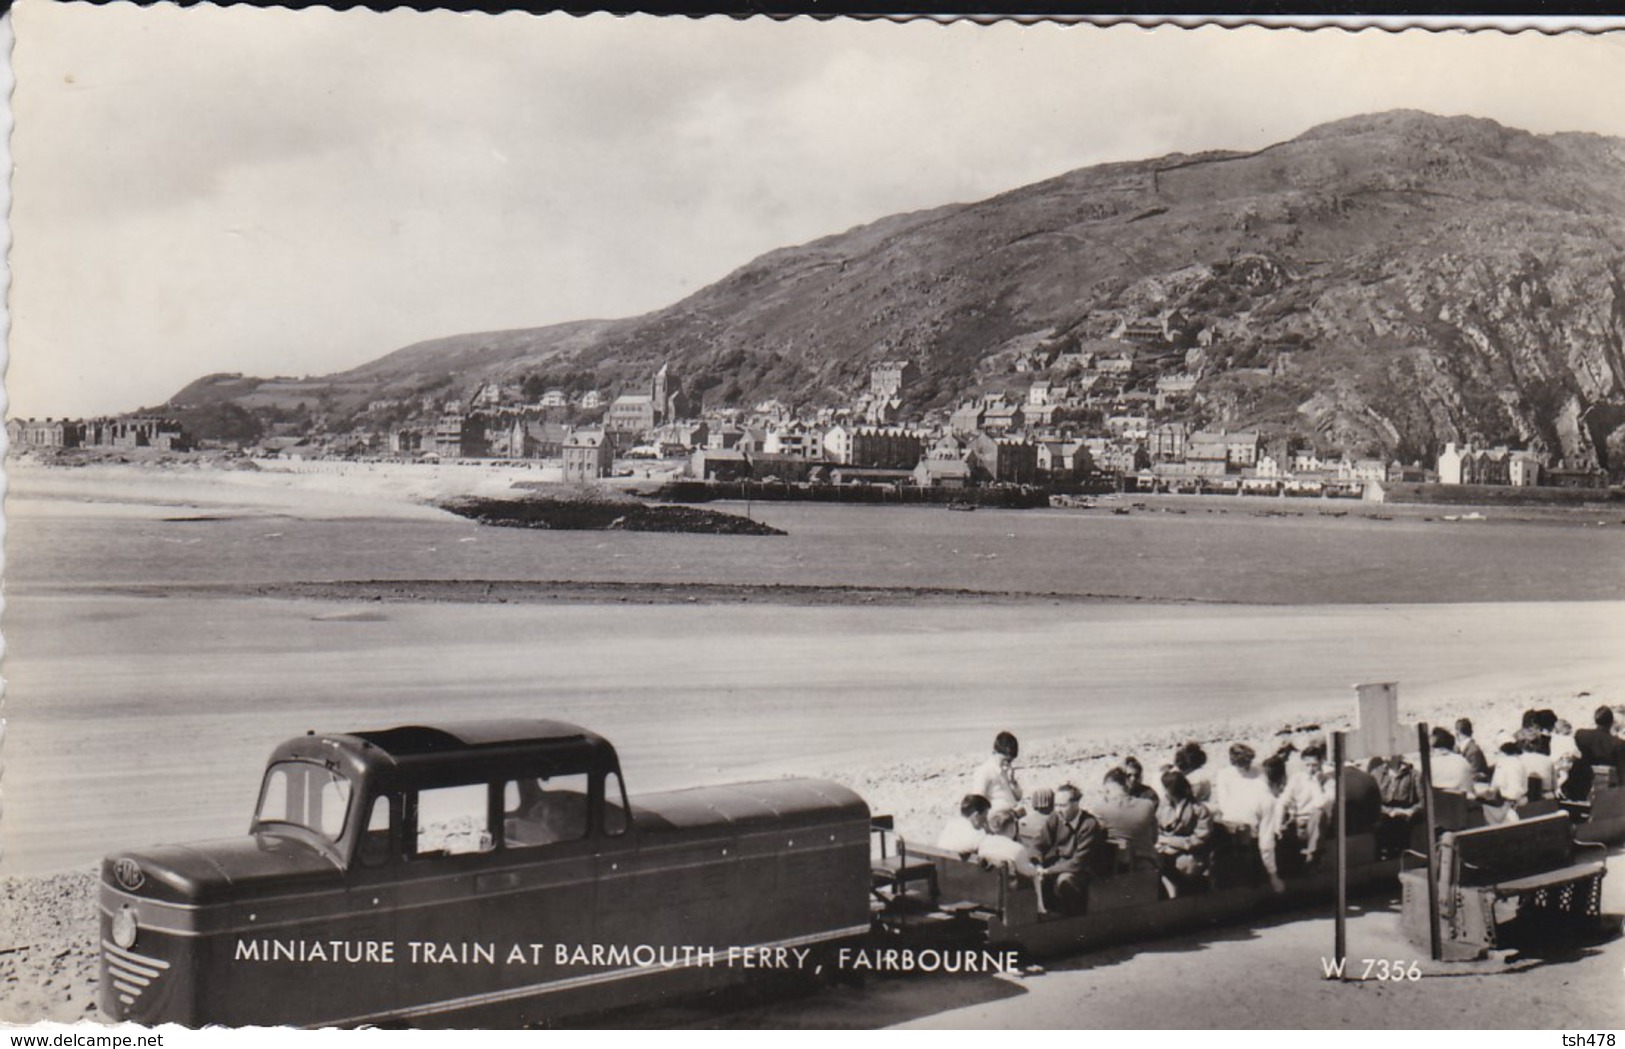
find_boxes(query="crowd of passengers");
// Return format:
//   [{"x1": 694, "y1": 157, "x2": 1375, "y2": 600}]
[{"x1": 936, "y1": 705, "x2": 1625, "y2": 916}]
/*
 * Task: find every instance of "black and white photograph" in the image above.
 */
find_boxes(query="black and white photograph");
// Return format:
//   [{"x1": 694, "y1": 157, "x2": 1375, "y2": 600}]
[{"x1": 4, "y1": 4, "x2": 1625, "y2": 1031}]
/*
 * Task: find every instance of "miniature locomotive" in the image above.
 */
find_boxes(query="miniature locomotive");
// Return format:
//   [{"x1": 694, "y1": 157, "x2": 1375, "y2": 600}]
[{"x1": 99, "y1": 720, "x2": 871, "y2": 1027}]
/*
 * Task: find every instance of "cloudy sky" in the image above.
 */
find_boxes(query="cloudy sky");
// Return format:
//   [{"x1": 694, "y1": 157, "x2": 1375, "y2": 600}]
[{"x1": 8, "y1": 8, "x2": 1625, "y2": 418}]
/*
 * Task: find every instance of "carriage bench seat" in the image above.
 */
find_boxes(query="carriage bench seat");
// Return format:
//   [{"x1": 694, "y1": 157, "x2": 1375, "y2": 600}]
[
  {"x1": 870, "y1": 817, "x2": 940, "y2": 906},
  {"x1": 1487, "y1": 861, "x2": 1608, "y2": 896},
  {"x1": 1450, "y1": 812, "x2": 1606, "y2": 896},
  {"x1": 871, "y1": 853, "x2": 940, "y2": 904},
  {"x1": 1401, "y1": 811, "x2": 1606, "y2": 957}
]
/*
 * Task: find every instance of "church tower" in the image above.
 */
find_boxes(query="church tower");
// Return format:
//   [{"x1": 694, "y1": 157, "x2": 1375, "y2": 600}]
[
  {"x1": 652, "y1": 362, "x2": 671, "y2": 415},
  {"x1": 651, "y1": 361, "x2": 689, "y2": 423}
]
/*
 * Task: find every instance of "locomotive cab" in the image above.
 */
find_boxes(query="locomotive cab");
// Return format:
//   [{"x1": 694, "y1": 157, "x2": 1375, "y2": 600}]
[{"x1": 255, "y1": 721, "x2": 635, "y2": 873}]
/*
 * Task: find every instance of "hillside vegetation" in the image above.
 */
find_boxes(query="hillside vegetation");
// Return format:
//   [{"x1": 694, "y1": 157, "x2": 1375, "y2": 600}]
[{"x1": 166, "y1": 111, "x2": 1625, "y2": 474}]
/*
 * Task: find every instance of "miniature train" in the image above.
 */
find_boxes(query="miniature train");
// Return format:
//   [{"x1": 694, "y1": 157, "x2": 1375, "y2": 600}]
[{"x1": 98, "y1": 719, "x2": 1625, "y2": 1027}]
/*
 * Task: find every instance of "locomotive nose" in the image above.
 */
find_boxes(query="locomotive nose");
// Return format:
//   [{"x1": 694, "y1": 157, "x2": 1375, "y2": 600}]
[
  {"x1": 98, "y1": 884, "x2": 179, "y2": 1023},
  {"x1": 98, "y1": 847, "x2": 222, "y2": 1025},
  {"x1": 101, "y1": 928, "x2": 175, "y2": 1020}
]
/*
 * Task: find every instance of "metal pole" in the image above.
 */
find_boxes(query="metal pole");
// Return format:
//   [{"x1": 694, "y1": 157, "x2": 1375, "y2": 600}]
[
  {"x1": 1418, "y1": 721, "x2": 1442, "y2": 962},
  {"x1": 1332, "y1": 730, "x2": 1347, "y2": 979}
]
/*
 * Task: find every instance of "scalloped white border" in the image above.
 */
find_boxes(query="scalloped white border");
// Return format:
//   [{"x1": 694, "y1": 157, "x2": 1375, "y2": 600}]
[
  {"x1": 1, "y1": 4, "x2": 15, "y2": 876},
  {"x1": 1, "y1": 9, "x2": 1623, "y2": 1043}
]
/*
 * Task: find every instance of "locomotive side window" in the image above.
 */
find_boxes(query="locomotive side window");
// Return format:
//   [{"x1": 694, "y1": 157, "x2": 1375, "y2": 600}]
[
  {"x1": 604, "y1": 771, "x2": 630, "y2": 837},
  {"x1": 413, "y1": 784, "x2": 494, "y2": 857},
  {"x1": 502, "y1": 774, "x2": 590, "y2": 847},
  {"x1": 358, "y1": 794, "x2": 393, "y2": 868},
  {"x1": 255, "y1": 762, "x2": 353, "y2": 842}
]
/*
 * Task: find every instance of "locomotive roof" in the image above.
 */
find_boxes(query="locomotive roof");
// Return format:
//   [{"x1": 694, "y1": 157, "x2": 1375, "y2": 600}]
[
  {"x1": 348, "y1": 719, "x2": 605, "y2": 754},
  {"x1": 269, "y1": 719, "x2": 619, "y2": 785}
]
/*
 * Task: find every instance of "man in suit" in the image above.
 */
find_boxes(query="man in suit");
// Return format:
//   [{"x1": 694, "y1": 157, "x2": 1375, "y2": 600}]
[
  {"x1": 1570, "y1": 705, "x2": 1625, "y2": 800},
  {"x1": 1033, "y1": 783, "x2": 1110, "y2": 914}
]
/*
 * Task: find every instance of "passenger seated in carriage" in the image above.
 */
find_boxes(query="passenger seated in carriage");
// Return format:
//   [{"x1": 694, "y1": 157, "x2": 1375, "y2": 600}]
[
  {"x1": 972, "y1": 731, "x2": 1025, "y2": 821},
  {"x1": 1156, "y1": 770, "x2": 1214, "y2": 896},
  {"x1": 1481, "y1": 733, "x2": 1528, "y2": 824},
  {"x1": 1173, "y1": 742, "x2": 1213, "y2": 804},
  {"x1": 1455, "y1": 718, "x2": 1490, "y2": 783},
  {"x1": 1279, "y1": 741, "x2": 1333, "y2": 864},
  {"x1": 938, "y1": 793, "x2": 992, "y2": 853},
  {"x1": 937, "y1": 793, "x2": 1042, "y2": 880},
  {"x1": 1211, "y1": 754, "x2": 1290, "y2": 893},
  {"x1": 1550, "y1": 719, "x2": 1581, "y2": 796},
  {"x1": 1523, "y1": 707, "x2": 1559, "y2": 736},
  {"x1": 1018, "y1": 787, "x2": 1055, "y2": 844},
  {"x1": 1518, "y1": 726, "x2": 1556, "y2": 799},
  {"x1": 1122, "y1": 756, "x2": 1160, "y2": 808},
  {"x1": 1374, "y1": 752, "x2": 1422, "y2": 857},
  {"x1": 1576, "y1": 705, "x2": 1625, "y2": 778},
  {"x1": 1033, "y1": 783, "x2": 1110, "y2": 915},
  {"x1": 1212, "y1": 743, "x2": 1263, "y2": 824},
  {"x1": 1097, "y1": 767, "x2": 1159, "y2": 873},
  {"x1": 1569, "y1": 705, "x2": 1625, "y2": 801},
  {"x1": 1256, "y1": 755, "x2": 1292, "y2": 891},
  {"x1": 1428, "y1": 727, "x2": 1476, "y2": 794}
]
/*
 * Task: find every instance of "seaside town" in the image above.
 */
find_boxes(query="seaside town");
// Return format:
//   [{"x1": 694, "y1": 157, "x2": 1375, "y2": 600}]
[{"x1": 8, "y1": 331, "x2": 1615, "y2": 503}]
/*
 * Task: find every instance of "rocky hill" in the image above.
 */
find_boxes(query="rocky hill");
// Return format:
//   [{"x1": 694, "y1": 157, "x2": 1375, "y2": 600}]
[{"x1": 166, "y1": 111, "x2": 1625, "y2": 473}]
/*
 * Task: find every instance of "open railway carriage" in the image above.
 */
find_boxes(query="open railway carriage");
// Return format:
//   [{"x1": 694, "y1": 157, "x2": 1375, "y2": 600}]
[
  {"x1": 871, "y1": 821, "x2": 1405, "y2": 957},
  {"x1": 99, "y1": 720, "x2": 872, "y2": 1028},
  {"x1": 874, "y1": 776, "x2": 1625, "y2": 960}
]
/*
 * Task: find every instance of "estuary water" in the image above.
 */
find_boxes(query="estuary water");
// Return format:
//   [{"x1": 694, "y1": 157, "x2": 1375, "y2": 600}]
[{"x1": 8, "y1": 494, "x2": 1625, "y2": 604}]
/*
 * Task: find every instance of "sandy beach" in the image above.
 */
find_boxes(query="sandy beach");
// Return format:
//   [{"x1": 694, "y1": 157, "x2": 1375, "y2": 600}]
[
  {"x1": 3, "y1": 459, "x2": 1624, "y2": 1028},
  {"x1": 2, "y1": 458, "x2": 601, "y2": 523}
]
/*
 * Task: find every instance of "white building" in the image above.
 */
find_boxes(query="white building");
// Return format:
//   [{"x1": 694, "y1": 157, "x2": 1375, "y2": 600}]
[
  {"x1": 763, "y1": 423, "x2": 821, "y2": 460},
  {"x1": 1105, "y1": 413, "x2": 1151, "y2": 441},
  {"x1": 1292, "y1": 448, "x2": 1327, "y2": 474},
  {"x1": 1437, "y1": 442, "x2": 1466, "y2": 485},
  {"x1": 821, "y1": 424, "x2": 852, "y2": 465}
]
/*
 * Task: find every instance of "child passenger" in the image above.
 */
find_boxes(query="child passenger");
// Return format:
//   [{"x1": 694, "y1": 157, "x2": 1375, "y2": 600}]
[
  {"x1": 972, "y1": 731, "x2": 1025, "y2": 819},
  {"x1": 938, "y1": 794, "x2": 1040, "y2": 878}
]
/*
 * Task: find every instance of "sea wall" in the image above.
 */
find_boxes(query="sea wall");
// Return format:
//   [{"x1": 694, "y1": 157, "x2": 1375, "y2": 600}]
[{"x1": 1382, "y1": 481, "x2": 1623, "y2": 507}]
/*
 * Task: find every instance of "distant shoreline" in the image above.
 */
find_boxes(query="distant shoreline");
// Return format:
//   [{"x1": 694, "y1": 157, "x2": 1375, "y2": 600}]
[
  {"x1": 89, "y1": 578, "x2": 1204, "y2": 607},
  {"x1": 9, "y1": 455, "x2": 1620, "y2": 519}
]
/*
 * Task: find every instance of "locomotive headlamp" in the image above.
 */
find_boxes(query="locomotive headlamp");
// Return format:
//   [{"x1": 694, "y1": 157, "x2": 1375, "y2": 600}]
[{"x1": 111, "y1": 905, "x2": 139, "y2": 949}]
